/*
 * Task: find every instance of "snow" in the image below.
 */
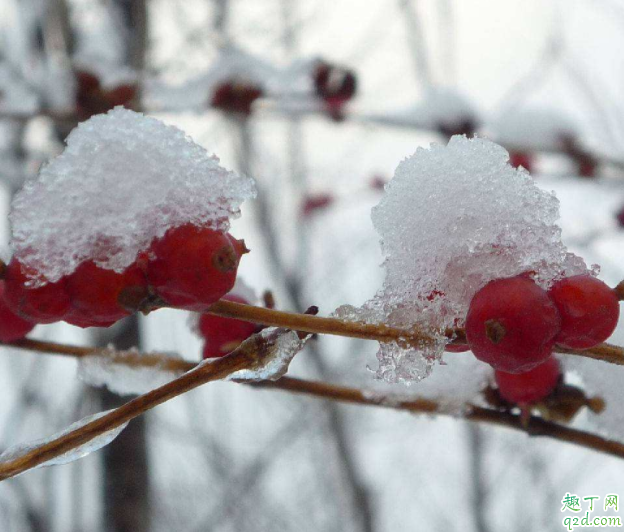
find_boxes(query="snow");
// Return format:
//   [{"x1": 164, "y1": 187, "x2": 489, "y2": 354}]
[
  {"x1": 345, "y1": 135, "x2": 590, "y2": 384},
  {"x1": 9, "y1": 107, "x2": 256, "y2": 285},
  {"x1": 0, "y1": 410, "x2": 128, "y2": 476},
  {"x1": 77, "y1": 347, "x2": 185, "y2": 396},
  {"x1": 73, "y1": 54, "x2": 138, "y2": 90},
  {"x1": 387, "y1": 88, "x2": 478, "y2": 131},
  {"x1": 225, "y1": 328, "x2": 308, "y2": 382},
  {"x1": 489, "y1": 107, "x2": 579, "y2": 151},
  {"x1": 146, "y1": 45, "x2": 279, "y2": 111}
]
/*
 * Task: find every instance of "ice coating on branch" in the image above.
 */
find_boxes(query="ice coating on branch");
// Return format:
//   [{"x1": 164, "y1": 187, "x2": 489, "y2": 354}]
[
  {"x1": 78, "y1": 347, "x2": 186, "y2": 396},
  {"x1": 10, "y1": 107, "x2": 256, "y2": 284},
  {"x1": 490, "y1": 108, "x2": 579, "y2": 150},
  {"x1": 347, "y1": 136, "x2": 589, "y2": 384},
  {"x1": 0, "y1": 410, "x2": 128, "y2": 475},
  {"x1": 224, "y1": 328, "x2": 308, "y2": 382}
]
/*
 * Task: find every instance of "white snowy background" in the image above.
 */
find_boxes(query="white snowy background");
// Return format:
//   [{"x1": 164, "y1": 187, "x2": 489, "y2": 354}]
[{"x1": 1, "y1": 0, "x2": 624, "y2": 531}]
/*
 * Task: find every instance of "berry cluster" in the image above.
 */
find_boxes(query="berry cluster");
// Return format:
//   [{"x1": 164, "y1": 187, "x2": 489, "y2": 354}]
[
  {"x1": 0, "y1": 224, "x2": 246, "y2": 341},
  {"x1": 313, "y1": 61, "x2": 357, "y2": 121},
  {"x1": 465, "y1": 273, "x2": 620, "y2": 405},
  {"x1": 210, "y1": 80, "x2": 263, "y2": 116},
  {"x1": 198, "y1": 294, "x2": 258, "y2": 359},
  {"x1": 75, "y1": 70, "x2": 137, "y2": 121}
]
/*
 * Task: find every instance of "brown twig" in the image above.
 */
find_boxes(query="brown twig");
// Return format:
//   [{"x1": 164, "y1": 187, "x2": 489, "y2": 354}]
[
  {"x1": 0, "y1": 335, "x2": 273, "y2": 480},
  {"x1": 4, "y1": 340, "x2": 624, "y2": 463},
  {"x1": 206, "y1": 300, "x2": 624, "y2": 365}
]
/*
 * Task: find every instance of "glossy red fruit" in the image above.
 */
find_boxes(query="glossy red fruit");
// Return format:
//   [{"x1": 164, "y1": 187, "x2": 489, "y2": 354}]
[
  {"x1": 65, "y1": 261, "x2": 148, "y2": 328},
  {"x1": 495, "y1": 356, "x2": 561, "y2": 405},
  {"x1": 146, "y1": 225, "x2": 243, "y2": 311},
  {"x1": 548, "y1": 275, "x2": 620, "y2": 349},
  {"x1": 3, "y1": 258, "x2": 71, "y2": 323},
  {"x1": 0, "y1": 281, "x2": 36, "y2": 342},
  {"x1": 466, "y1": 275, "x2": 561, "y2": 373},
  {"x1": 199, "y1": 295, "x2": 256, "y2": 359}
]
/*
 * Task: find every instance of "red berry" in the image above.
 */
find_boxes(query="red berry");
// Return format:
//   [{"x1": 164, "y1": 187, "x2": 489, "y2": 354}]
[
  {"x1": 199, "y1": 295, "x2": 256, "y2": 358},
  {"x1": 548, "y1": 275, "x2": 620, "y2": 349},
  {"x1": 65, "y1": 261, "x2": 148, "y2": 328},
  {"x1": 0, "y1": 281, "x2": 36, "y2": 342},
  {"x1": 3, "y1": 258, "x2": 71, "y2": 323},
  {"x1": 466, "y1": 275, "x2": 561, "y2": 373},
  {"x1": 509, "y1": 151, "x2": 533, "y2": 172},
  {"x1": 105, "y1": 84, "x2": 137, "y2": 107},
  {"x1": 495, "y1": 356, "x2": 561, "y2": 405},
  {"x1": 211, "y1": 81, "x2": 263, "y2": 115},
  {"x1": 146, "y1": 225, "x2": 243, "y2": 311}
]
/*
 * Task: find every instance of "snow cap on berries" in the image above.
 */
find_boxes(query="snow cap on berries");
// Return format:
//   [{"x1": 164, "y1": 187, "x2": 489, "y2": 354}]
[
  {"x1": 343, "y1": 135, "x2": 590, "y2": 384},
  {"x1": 10, "y1": 107, "x2": 256, "y2": 284}
]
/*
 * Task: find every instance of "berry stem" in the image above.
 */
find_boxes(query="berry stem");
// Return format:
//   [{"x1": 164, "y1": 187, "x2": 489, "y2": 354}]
[{"x1": 4, "y1": 339, "x2": 624, "y2": 466}]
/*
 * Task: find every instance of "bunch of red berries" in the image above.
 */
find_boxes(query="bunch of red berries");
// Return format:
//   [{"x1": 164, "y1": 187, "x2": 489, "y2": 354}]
[
  {"x1": 198, "y1": 294, "x2": 258, "y2": 359},
  {"x1": 0, "y1": 224, "x2": 247, "y2": 341},
  {"x1": 75, "y1": 70, "x2": 137, "y2": 121},
  {"x1": 464, "y1": 273, "x2": 620, "y2": 405},
  {"x1": 313, "y1": 61, "x2": 357, "y2": 121},
  {"x1": 210, "y1": 80, "x2": 264, "y2": 116}
]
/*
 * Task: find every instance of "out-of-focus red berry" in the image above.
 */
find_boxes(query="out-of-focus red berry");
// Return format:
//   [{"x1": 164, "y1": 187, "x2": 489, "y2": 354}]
[
  {"x1": 313, "y1": 62, "x2": 357, "y2": 121},
  {"x1": 301, "y1": 193, "x2": 334, "y2": 217},
  {"x1": 199, "y1": 294, "x2": 257, "y2": 359},
  {"x1": 210, "y1": 81, "x2": 263, "y2": 115},
  {"x1": 369, "y1": 175, "x2": 387, "y2": 191},
  {"x1": 509, "y1": 151, "x2": 533, "y2": 172},
  {"x1": 437, "y1": 118, "x2": 477, "y2": 139},
  {"x1": 548, "y1": 275, "x2": 620, "y2": 349},
  {"x1": 146, "y1": 224, "x2": 243, "y2": 311},
  {"x1": 495, "y1": 356, "x2": 561, "y2": 405},
  {"x1": 3, "y1": 258, "x2": 71, "y2": 324},
  {"x1": 75, "y1": 70, "x2": 137, "y2": 120},
  {"x1": 466, "y1": 275, "x2": 561, "y2": 373},
  {"x1": 0, "y1": 281, "x2": 36, "y2": 342},
  {"x1": 616, "y1": 205, "x2": 624, "y2": 228},
  {"x1": 65, "y1": 261, "x2": 148, "y2": 328}
]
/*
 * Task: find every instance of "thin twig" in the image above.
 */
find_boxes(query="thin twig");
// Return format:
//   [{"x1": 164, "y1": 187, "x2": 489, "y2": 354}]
[
  {"x1": 0, "y1": 335, "x2": 271, "y2": 480},
  {"x1": 4, "y1": 339, "x2": 624, "y2": 462}
]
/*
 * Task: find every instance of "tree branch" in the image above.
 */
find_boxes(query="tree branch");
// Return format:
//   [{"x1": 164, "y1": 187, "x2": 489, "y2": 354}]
[
  {"x1": 0, "y1": 335, "x2": 272, "y2": 480},
  {"x1": 4, "y1": 339, "x2": 624, "y2": 463}
]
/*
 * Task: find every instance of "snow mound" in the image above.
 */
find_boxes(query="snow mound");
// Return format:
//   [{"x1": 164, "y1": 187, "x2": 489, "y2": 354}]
[
  {"x1": 10, "y1": 107, "x2": 256, "y2": 284},
  {"x1": 344, "y1": 135, "x2": 589, "y2": 384}
]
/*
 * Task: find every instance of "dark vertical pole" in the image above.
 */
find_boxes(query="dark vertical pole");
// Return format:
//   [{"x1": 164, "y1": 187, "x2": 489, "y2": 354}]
[
  {"x1": 99, "y1": 318, "x2": 150, "y2": 532},
  {"x1": 99, "y1": 2, "x2": 150, "y2": 532}
]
